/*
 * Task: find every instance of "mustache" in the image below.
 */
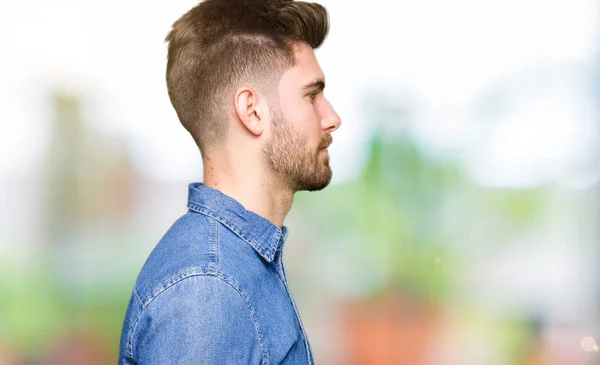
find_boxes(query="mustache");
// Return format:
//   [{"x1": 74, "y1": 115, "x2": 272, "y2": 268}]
[{"x1": 319, "y1": 135, "x2": 333, "y2": 149}]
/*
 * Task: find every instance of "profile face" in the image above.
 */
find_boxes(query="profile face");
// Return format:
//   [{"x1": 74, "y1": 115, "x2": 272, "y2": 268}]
[{"x1": 263, "y1": 43, "x2": 342, "y2": 192}]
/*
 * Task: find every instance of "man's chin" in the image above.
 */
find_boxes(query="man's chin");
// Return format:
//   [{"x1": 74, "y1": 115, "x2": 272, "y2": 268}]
[
  {"x1": 298, "y1": 172, "x2": 332, "y2": 192},
  {"x1": 300, "y1": 184, "x2": 328, "y2": 192}
]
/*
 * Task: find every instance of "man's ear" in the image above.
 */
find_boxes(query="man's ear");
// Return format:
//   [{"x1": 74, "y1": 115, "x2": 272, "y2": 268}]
[{"x1": 234, "y1": 87, "x2": 267, "y2": 136}]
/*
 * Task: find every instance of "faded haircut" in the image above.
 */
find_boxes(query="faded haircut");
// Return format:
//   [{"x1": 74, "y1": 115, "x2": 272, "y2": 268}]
[{"x1": 165, "y1": 0, "x2": 329, "y2": 154}]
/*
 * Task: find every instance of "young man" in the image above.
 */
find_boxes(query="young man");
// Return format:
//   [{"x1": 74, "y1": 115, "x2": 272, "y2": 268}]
[{"x1": 118, "y1": 0, "x2": 341, "y2": 364}]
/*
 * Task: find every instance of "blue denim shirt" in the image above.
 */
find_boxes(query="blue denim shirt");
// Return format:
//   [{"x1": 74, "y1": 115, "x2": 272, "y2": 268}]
[{"x1": 119, "y1": 182, "x2": 314, "y2": 364}]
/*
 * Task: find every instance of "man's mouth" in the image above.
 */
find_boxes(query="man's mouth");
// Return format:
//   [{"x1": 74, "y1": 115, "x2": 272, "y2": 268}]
[{"x1": 319, "y1": 137, "x2": 333, "y2": 150}]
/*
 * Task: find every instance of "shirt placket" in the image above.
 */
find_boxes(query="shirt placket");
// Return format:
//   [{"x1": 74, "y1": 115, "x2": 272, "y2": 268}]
[{"x1": 276, "y1": 237, "x2": 314, "y2": 365}]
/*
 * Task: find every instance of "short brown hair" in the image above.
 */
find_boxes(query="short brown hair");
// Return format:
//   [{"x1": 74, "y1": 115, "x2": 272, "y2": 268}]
[{"x1": 165, "y1": 0, "x2": 329, "y2": 154}]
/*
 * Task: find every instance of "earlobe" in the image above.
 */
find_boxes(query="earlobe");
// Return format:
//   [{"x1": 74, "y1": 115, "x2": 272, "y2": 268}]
[{"x1": 235, "y1": 87, "x2": 264, "y2": 137}]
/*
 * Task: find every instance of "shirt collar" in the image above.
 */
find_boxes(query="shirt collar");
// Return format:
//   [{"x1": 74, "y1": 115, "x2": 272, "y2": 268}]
[{"x1": 186, "y1": 182, "x2": 288, "y2": 263}]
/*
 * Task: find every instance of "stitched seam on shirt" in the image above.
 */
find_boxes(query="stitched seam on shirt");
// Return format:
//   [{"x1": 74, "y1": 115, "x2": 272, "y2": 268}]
[
  {"x1": 214, "y1": 220, "x2": 220, "y2": 271},
  {"x1": 132, "y1": 272, "x2": 270, "y2": 365},
  {"x1": 141, "y1": 269, "x2": 213, "y2": 309},
  {"x1": 215, "y1": 272, "x2": 271, "y2": 365},
  {"x1": 133, "y1": 288, "x2": 143, "y2": 306},
  {"x1": 126, "y1": 299, "x2": 143, "y2": 361},
  {"x1": 276, "y1": 256, "x2": 312, "y2": 364}
]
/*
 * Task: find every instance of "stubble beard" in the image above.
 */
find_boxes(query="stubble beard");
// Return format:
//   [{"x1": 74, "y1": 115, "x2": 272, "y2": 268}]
[{"x1": 262, "y1": 109, "x2": 332, "y2": 192}]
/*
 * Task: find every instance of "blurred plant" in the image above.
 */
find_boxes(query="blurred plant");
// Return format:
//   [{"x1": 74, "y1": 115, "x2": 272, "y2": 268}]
[
  {"x1": 0, "y1": 91, "x2": 138, "y2": 363},
  {"x1": 296, "y1": 95, "x2": 550, "y2": 306},
  {"x1": 298, "y1": 130, "x2": 461, "y2": 304}
]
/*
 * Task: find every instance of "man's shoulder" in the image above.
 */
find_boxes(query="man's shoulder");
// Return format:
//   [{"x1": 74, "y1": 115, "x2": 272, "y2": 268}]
[
  {"x1": 132, "y1": 211, "x2": 223, "y2": 306},
  {"x1": 121, "y1": 270, "x2": 264, "y2": 365}
]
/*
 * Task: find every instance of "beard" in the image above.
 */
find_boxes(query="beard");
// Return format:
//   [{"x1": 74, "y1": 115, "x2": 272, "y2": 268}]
[{"x1": 262, "y1": 108, "x2": 333, "y2": 192}]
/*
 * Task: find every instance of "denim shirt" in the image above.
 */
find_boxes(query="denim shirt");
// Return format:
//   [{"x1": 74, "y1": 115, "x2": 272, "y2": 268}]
[{"x1": 119, "y1": 183, "x2": 314, "y2": 364}]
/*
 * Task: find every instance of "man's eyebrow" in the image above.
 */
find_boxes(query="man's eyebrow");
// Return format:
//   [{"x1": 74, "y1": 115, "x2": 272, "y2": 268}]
[{"x1": 302, "y1": 79, "x2": 325, "y2": 91}]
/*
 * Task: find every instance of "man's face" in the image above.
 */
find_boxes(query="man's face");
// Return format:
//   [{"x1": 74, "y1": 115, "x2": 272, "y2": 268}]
[{"x1": 262, "y1": 43, "x2": 342, "y2": 192}]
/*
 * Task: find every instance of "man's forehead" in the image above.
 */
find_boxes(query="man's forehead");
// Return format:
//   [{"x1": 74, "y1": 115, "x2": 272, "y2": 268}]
[{"x1": 291, "y1": 44, "x2": 325, "y2": 83}]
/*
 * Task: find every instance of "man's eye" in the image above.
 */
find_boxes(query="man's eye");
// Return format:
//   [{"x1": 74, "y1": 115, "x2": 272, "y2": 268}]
[{"x1": 308, "y1": 91, "x2": 318, "y2": 101}]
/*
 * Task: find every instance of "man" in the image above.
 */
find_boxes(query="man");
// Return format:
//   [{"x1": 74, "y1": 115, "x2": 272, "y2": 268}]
[{"x1": 118, "y1": 0, "x2": 341, "y2": 364}]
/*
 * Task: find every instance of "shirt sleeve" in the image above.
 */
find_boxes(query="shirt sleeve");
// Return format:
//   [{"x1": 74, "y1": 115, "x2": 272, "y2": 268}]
[{"x1": 131, "y1": 274, "x2": 264, "y2": 365}]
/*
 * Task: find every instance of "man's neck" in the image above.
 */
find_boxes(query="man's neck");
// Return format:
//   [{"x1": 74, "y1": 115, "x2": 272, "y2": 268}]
[{"x1": 202, "y1": 156, "x2": 294, "y2": 228}]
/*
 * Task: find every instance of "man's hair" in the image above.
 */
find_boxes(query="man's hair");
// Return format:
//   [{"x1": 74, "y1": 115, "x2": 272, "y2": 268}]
[{"x1": 165, "y1": 0, "x2": 329, "y2": 154}]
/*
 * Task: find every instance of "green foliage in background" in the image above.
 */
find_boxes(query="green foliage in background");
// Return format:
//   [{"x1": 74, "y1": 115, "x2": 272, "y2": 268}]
[
  {"x1": 297, "y1": 125, "x2": 550, "y2": 305},
  {"x1": 296, "y1": 130, "x2": 462, "y2": 303},
  {"x1": 0, "y1": 242, "x2": 137, "y2": 362}
]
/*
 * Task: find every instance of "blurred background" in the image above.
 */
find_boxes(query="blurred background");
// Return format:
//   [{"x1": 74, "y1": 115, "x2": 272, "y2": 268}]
[{"x1": 1, "y1": 0, "x2": 599, "y2": 364}]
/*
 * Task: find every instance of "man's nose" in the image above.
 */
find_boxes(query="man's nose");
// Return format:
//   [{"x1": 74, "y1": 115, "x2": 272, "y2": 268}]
[{"x1": 322, "y1": 100, "x2": 341, "y2": 132}]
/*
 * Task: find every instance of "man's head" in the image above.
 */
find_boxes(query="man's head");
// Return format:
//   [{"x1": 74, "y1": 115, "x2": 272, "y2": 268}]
[{"x1": 166, "y1": 0, "x2": 341, "y2": 191}]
